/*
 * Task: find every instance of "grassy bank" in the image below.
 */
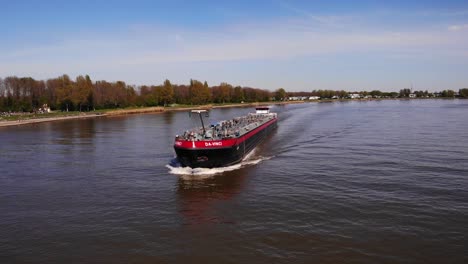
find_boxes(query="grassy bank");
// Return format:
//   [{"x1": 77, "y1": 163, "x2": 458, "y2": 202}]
[
  {"x1": 0, "y1": 112, "x2": 105, "y2": 127},
  {"x1": 104, "y1": 106, "x2": 164, "y2": 116},
  {"x1": 0, "y1": 98, "x2": 435, "y2": 127},
  {"x1": 0, "y1": 101, "x2": 301, "y2": 127},
  {"x1": 0, "y1": 111, "x2": 100, "y2": 122}
]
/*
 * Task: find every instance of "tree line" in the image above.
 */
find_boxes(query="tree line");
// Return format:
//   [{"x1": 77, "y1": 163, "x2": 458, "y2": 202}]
[
  {"x1": 282, "y1": 88, "x2": 468, "y2": 100},
  {"x1": 399, "y1": 88, "x2": 468, "y2": 98},
  {"x1": 1, "y1": 75, "x2": 466, "y2": 112},
  {"x1": 0, "y1": 75, "x2": 272, "y2": 112}
]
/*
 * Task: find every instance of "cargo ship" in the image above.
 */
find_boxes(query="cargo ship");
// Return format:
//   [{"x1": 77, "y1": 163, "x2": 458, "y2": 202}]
[{"x1": 174, "y1": 107, "x2": 277, "y2": 168}]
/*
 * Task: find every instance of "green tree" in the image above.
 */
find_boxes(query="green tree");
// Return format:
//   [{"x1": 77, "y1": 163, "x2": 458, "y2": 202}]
[
  {"x1": 370, "y1": 90, "x2": 382, "y2": 97},
  {"x1": 202, "y1": 81, "x2": 211, "y2": 103},
  {"x1": 232, "y1": 86, "x2": 244, "y2": 103},
  {"x1": 85, "y1": 75, "x2": 94, "y2": 111},
  {"x1": 74, "y1": 75, "x2": 93, "y2": 111},
  {"x1": 441, "y1": 90, "x2": 455, "y2": 97},
  {"x1": 126, "y1": 86, "x2": 137, "y2": 106},
  {"x1": 173, "y1": 85, "x2": 190, "y2": 104},
  {"x1": 218, "y1": 82, "x2": 232, "y2": 103},
  {"x1": 459, "y1": 88, "x2": 468, "y2": 98},
  {"x1": 275, "y1": 88, "x2": 286, "y2": 101},
  {"x1": 161, "y1": 79, "x2": 174, "y2": 106},
  {"x1": 114, "y1": 81, "x2": 129, "y2": 107},
  {"x1": 188, "y1": 79, "x2": 194, "y2": 104},
  {"x1": 0, "y1": 78, "x2": 4, "y2": 111},
  {"x1": 414, "y1": 90, "x2": 425, "y2": 98},
  {"x1": 190, "y1": 80, "x2": 201, "y2": 105},
  {"x1": 399, "y1": 88, "x2": 411, "y2": 97},
  {"x1": 138, "y1": 85, "x2": 152, "y2": 106},
  {"x1": 55, "y1": 74, "x2": 73, "y2": 111},
  {"x1": 190, "y1": 80, "x2": 211, "y2": 105}
]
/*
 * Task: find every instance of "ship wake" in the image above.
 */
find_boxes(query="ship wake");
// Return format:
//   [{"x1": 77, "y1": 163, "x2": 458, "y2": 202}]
[{"x1": 167, "y1": 148, "x2": 271, "y2": 176}]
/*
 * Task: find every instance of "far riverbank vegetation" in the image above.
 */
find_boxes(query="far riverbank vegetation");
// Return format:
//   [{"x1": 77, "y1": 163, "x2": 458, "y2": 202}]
[{"x1": 1, "y1": 75, "x2": 467, "y2": 115}]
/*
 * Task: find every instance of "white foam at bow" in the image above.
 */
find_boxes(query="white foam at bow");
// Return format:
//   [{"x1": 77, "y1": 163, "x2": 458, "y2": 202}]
[{"x1": 167, "y1": 148, "x2": 272, "y2": 177}]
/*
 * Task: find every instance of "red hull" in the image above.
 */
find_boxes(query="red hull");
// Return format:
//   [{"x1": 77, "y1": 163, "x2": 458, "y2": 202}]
[{"x1": 174, "y1": 117, "x2": 277, "y2": 168}]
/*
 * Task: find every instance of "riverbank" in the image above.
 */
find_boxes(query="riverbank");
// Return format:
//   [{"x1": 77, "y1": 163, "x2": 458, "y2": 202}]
[
  {"x1": 0, "y1": 98, "x2": 456, "y2": 128},
  {"x1": 0, "y1": 101, "x2": 304, "y2": 127},
  {"x1": 0, "y1": 113, "x2": 106, "y2": 127}
]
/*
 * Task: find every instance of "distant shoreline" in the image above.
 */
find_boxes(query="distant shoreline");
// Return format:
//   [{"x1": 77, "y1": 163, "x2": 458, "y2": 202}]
[
  {"x1": 0, "y1": 98, "x2": 460, "y2": 128},
  {"x1": 0, "y1": 101, "x2": 298, "y2": 128}
]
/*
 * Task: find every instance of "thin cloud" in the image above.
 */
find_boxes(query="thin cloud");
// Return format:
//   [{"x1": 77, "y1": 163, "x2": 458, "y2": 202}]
[
  {"x1": 277, "y1": 0, "x2": 355, "y2": 28},
  {"x1": 1, "y1": 9, "x2": 468, "y2": 90},
  {"x1": 448, "y1": 24, "x2": 468, "y2": 31},
  {"x1": 113, "y1": 19, "x2": 468, "y2": 65},
  {"x1": 2, "y1": 20, "x2": 468, "y2": 67},
  {"x1": 3, "y1": 18, "x2": 468, "y2": 60}
]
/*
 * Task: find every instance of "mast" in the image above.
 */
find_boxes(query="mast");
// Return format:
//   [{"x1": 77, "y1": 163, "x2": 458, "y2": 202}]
[
  {"x1": 191, "y1": 110, "x2": 208, "y2": 136},
  {"x1": 199, "y1": 113, "x2": 206, "y2": 135}
]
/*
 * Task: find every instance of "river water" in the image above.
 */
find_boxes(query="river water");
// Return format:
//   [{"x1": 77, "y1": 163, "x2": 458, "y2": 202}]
[{"x1": 1, "y1": 100, "x2": 467, "y2": 263}]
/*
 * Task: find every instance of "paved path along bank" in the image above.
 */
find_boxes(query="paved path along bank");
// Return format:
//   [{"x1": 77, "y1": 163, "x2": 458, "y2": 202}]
[{"x1": 0, "y1": 113, "x2": 107, "y2": 127}]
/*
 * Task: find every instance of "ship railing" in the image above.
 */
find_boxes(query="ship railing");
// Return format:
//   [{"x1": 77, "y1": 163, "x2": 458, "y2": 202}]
[{"x1": 178, "y1": 113, "x2": 275, "y2": 141}]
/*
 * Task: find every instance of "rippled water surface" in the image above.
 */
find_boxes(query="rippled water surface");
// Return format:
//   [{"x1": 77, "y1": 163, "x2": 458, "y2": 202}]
[{"x1": 1, "y1": 100, "x2": 467, "y2": 263}]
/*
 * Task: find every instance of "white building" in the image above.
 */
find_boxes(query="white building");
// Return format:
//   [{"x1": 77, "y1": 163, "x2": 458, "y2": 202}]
[
  {"x1": 288, "y1": 96, "x2": 308, "y2": 101},
  {"x1": 349, "y1": 93, "x2": 361, "y2": 99}
]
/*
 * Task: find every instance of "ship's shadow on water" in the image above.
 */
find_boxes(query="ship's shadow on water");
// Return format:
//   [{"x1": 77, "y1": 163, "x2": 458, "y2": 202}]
[
  {"x1": 175, "y1": 165, "x2": 250, "y2": 225},
  {"x1": 172, "y1": 129, "x2": 278, "y2": 226}
]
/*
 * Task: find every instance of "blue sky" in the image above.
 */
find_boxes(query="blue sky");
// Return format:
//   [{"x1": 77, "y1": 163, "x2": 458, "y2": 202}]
[{"x1": 1, "y1": 0, "x2": 468, "y2": 91}]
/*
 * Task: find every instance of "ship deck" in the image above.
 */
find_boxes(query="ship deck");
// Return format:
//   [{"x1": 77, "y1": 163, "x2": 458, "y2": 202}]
[{"x1": 177, "y1": 113, "x2": 277, "y2": 141}]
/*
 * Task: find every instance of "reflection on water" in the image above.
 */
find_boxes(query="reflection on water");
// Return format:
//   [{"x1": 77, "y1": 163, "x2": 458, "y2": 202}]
[
  {"x1": 177, "y1": 170, "x2": 247, "y2": 225},
  {"x1": 1, "y1": 100, "x2": 467, "y2": 263},
  {"x1": 162, "y1": 111, "x2": 174, "y2": 124},
  {"x1": 51, "y1": 118, "x2": 96, "y2": 146},
  {"x1": 173, "y1": 145, "x2": 274, "y2": 226}
]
